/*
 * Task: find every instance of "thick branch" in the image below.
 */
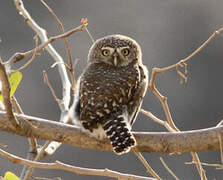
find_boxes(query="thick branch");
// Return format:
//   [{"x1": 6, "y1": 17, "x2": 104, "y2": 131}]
[{"x1": 0, "y1": 111, "x2": 222, "y2": 153}]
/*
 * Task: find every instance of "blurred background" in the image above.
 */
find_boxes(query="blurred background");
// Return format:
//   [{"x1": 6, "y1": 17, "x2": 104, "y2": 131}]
[{"x1": 1, "y1": 0, "x2": 223, "y2": 179}]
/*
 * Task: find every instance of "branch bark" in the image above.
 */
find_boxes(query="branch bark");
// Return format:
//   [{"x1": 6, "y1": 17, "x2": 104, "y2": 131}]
[{"x1": 0, "y1": 111, "x2": 222, "y2": 154}]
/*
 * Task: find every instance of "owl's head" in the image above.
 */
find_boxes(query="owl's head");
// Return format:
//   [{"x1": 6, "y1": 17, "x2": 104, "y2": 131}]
[{"x1": 88, "y1": 35, "x2": 142, "y2": 67}]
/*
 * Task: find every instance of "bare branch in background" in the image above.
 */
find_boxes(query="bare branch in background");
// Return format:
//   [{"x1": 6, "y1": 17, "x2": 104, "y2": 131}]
[
  {"x1": 40, "y1": 0, "x2": 76, "y2": 89},
  {"x1": 0, "y1": 148, "x2": 155, "y2": 180},
  {"x1": 134, "y1": 152, "x2": 161, "y2": 179},
  {"x1": 160, "y1": 157, "x2": 179, "y2": 180},
  {"x1": 145, "y1": 26, "x2": 223, "y2": 180}
]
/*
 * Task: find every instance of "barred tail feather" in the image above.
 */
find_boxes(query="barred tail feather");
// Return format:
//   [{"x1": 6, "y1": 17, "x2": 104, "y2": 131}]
[{"x1": 102, "y1": 116, "x2": 136, "y2": 155}]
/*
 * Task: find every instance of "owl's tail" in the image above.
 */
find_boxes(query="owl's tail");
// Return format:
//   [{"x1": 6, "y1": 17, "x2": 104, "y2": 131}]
[{"x1": 102, "y1": 115, "x2": 136, "y2": 155}]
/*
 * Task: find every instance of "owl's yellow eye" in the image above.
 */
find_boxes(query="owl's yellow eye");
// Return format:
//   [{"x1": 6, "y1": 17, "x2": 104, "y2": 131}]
[
  {"x1": 122, "y1": 48, "x2": 130, "y2": 56},
  {"x1": 102, "y1": 49, "x2": 110, "y2": 56}
]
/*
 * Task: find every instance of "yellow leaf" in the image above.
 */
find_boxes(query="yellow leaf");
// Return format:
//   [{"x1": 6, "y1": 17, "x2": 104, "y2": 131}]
[
  {"x1": 0, "y1": 71, "x2": 22, "y2": 102},
  {"x1": 4, "y1": 171, "x2": 20, "y2": 180}
]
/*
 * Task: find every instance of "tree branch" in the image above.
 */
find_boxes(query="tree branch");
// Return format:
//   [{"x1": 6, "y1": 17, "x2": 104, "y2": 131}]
[
  {"x1": 0, "y1": 148, "x2": 154, "y2": 180},
  {"x1": 0, "y1": 58, "x2": 19, "y2": 128},
  {"x1": 0, "y1": 111, "x2": 222, "y2": 154}
]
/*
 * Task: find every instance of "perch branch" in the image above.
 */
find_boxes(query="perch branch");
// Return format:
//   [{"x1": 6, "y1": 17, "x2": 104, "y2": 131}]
[{"x1": 0, "y1": 111, "x2": 223, "y2": 153}]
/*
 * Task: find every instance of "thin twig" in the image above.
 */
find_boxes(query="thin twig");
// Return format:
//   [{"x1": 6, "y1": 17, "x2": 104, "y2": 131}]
[
  {"x1": 160, "y1": 157, "x2": 179, "y2": 180},
  {"x1": 140, "y1": 109, "x2": 175, "y2": 132},
  {"x1": 39, "y1": 0, "x2": 77, "y2": 90},
  {"x1": 84, "y1": 26, "x2": 95, "y2": 43},
  {"x1": 23, "y1": 141, "x2": 51, "y2": 180},
  {"x1": 43, "y1": 70, "x2": 61, "y2": 108},
  {"x1": 40, "y1": 0, "x2": 73, "y2": 68},
  {"x1": 33, "y1": 176, "x2": 61, "y2": 180},
  {"x1": 185, "y1": 161, "x2": 223, "y2": 169},
  {"x1": 16, "y1": 35, "x2": 39, "y2": 72},
  {"x1": 0, "y1": 147, "x2": 154, "y2": 180},
  {"x1": 134, "y1": 152, "x2": 161, "y2": 180},
  {"x1": 149, "y1": 27, "x2": 223, "y2": 85}
]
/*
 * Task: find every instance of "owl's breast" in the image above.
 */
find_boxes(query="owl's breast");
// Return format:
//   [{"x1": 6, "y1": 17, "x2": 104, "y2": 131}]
[{"x1": 79, "y1": 63, "x2": 139, "y2": 125}]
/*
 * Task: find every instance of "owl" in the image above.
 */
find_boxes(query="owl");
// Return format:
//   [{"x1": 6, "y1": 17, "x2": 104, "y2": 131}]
[{"x1": 70, "y1": 35, "x2": 148, "y2": 154}]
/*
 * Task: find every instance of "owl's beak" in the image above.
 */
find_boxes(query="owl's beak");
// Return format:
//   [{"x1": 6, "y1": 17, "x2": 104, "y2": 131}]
[
  {"x1": 113, "y1": 52, "x2": 118, "y2": 66},
  {"x1": 113, "y1": 56, "x2": 118, "y2": 66}
]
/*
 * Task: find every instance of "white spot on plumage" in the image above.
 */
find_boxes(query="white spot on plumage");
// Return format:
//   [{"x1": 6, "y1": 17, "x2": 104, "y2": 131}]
[
  {"x1": 117, "y1": 126, "x2": 122, "y2": 129},
  {"x1": 128, "y1": 87, "x2": 132, "y2": 98},
  {"x1": 112, "y1": 101, "x2": 117, "y2": 107},
  {"x1": 110, "y1": 131, "x2": 116, "y2": 137},
  {"x1": 105, "y1": 125, "x2": 113, "y2": 132},
  {"x1": 120, "y1": 88, "x2": 125, "y2": 96},
  {"x1": 120, "y1": 132, "x2": 125, "y2": 135},
  {"x1": 96, "y1": 111, "x2": 104, "y2": 117},
  {"x1": 118, "y1": 114, "x2": 125, "y2": 118},
  {"x1": 104, "y1": 103, "x2": 108, "y2": 108},
  {"x1": 104, "y1": 109, "x2": 110, "y2": 114},
  {"x1": 90, "y1": 116, "x2": 95, "y2": 119},
  {"x1": 103, "y1": 119, "x2": 112, "y2": 126},
  {"x1": 126, "y1": 81, "x2": 132, "y2": 87}
]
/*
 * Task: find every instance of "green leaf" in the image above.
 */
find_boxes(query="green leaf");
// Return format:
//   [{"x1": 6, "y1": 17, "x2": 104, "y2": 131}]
[
  {"x1": 0, "y1": 71, "x2": 22, "y2": 102},
  {"x1": 4, "y1": 171, "x2": 20, "y2": 180}
]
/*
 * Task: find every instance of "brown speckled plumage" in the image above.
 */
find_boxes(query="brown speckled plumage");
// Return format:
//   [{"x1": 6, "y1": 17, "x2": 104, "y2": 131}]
[{"x1": 70, "y1": 35, "x2": 148, "y2": 154}]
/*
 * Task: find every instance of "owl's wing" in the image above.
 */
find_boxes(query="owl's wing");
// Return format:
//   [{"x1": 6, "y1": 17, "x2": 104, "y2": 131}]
[{"x1": 128, "y1": 64, "x2": 148, "y2": 125}]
